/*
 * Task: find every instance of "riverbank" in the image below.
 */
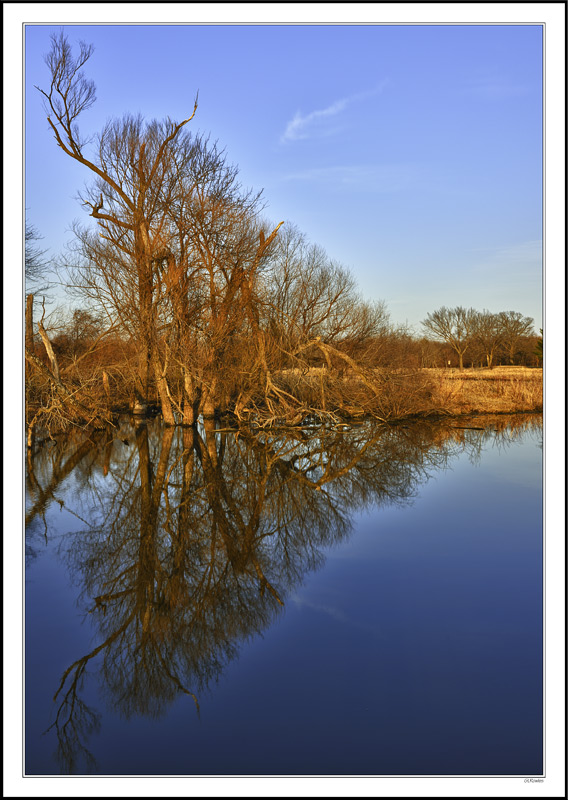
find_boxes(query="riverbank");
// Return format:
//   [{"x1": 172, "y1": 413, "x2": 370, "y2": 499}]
[{"x1": 25, "y1": 365, "x2": 543, "y2": 440}]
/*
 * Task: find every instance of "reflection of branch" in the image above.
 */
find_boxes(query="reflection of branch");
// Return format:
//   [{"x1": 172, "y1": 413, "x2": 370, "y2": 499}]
[
  {"x1": 26, "y1": 444, "x2": 40, "y2": 493},
  {"x1": 45, "y1": 692, "x2": 101, "y2": 774},
  {"x1": 44, "y1": 610, "x2": 137, "y2": 770},
  {"x1": 154, "y1": 646, "x2": 200, "y2": 715},
  {"x1": 53, "y1": 613, "x2": 136, "y2": 704},
  {"x1": 25, "y1": 439, "x2": 96, "y2": 527},
  {"x1": 89, "y1": 587, "x2": 135, "y2": 615},
  {"x1": 252, "y1": 556, "x2": 283, "y2": 605},
  {"x1": 52, "y1": 497, "x2": 92, "y2": 527}
]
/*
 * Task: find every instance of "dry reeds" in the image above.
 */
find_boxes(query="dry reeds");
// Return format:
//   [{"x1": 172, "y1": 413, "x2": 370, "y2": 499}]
[{"x1": 426, "y1": 367, "x2": 542, "y2": 415}]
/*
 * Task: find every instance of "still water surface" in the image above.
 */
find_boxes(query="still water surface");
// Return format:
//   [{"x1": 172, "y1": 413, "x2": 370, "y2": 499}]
[{"x1": 25, "y1": 415, "x2": 543, "y2": 776}]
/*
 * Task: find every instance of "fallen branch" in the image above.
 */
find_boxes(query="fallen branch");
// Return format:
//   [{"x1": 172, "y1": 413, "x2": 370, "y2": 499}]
[{"x1": 25, "y1": 348, "x2": 116, "y2": 430}]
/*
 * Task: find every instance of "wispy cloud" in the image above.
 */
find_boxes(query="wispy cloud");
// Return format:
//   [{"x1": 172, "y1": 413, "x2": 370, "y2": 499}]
[
  {"x1": 280, "y1": 82, "x2": 388, "y2": 144},
  {"x1": 281, "y1": 99, "x2": 348, "y2": 143},
  {"x1": 291, "y1": 595, "x2": 387, "y2": 639}
]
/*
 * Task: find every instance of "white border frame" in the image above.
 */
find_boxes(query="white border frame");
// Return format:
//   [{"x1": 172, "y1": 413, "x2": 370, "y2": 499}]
[{"x1": 5, "y1": 4, "x2": 565, "y2": 798}]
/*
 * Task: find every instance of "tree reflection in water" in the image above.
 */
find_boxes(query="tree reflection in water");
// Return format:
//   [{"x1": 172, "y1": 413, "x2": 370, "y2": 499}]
[{"x1": 25, "y1": 414, "x2": 542, "y2": 773}]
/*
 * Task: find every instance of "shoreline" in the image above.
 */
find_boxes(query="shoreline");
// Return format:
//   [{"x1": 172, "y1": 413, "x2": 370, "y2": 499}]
[{"x1": 25, "y1": 366, "x2": 543, "y2": 437}]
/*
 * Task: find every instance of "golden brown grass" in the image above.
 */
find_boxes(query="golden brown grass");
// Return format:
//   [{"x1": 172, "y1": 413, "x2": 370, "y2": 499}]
[{"x1": 425, "y1": 366, "x2": 542, "y2": 415}]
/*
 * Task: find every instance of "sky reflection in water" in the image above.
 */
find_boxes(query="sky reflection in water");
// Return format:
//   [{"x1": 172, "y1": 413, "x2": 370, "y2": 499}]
[{"x1": 25, "y1": 415, "x2": 543, "y2": 776}]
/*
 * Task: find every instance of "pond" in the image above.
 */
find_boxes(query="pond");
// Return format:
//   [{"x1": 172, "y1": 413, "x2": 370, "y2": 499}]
[{"x1": 25, "y1": 414, "x2": 543, "y2": 776}]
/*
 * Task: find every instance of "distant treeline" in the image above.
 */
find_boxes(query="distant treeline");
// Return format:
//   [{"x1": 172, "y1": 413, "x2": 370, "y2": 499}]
[{"x1": 29, "y1": 304, "x2": 541, "y2": 376}]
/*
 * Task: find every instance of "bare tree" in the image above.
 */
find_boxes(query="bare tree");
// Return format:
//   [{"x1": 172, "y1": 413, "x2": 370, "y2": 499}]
[
  {"x1": 498, "y1": 311, "x2": 534, "y2": 365},
  {"x1": 471, "y1": 310, "x2": 504, "y2": 369},
  {"x1": 418, "y1": 336, "x2": 442, "y2": 368},
  {"x1": 534, "y1": 328, "x2": 543, "y2": 365},
  {"x1": 421, "y1": 306, "x2": 476, "y2": 371},
  {"x1": 25, "y1": 220, "x2": 50, "y2": 291},
  {"x1": 39, "y1": 31, "x2": 288, "y2": 425},
  {"x1": 37, "y1": 31, "x2": 201, "y2": 420},
  {"x1": 25, "y1": 220, "x2": 52, "y2": 351},
  {"x1": 262, "y1": 225, "x2": 390, "y2": 369}
]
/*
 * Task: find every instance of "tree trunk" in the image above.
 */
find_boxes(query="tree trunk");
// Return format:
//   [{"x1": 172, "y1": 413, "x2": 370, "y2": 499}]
[
  {"x1": 26, "y1": 294, "x2": 34, "y2": 352},
  {"x1": 102, "y1": 370, "x2": 111, "y2": 407},
  {"x1": 182, "y1": 370, "x2": 200, "y2": 425},
  {"x1": 38, "y1": 319, "x2": 60, "y2": 382},
  {"x1": 153, "y1": 359, "x2": 175, "y2": 425},
  {"x1": 136, "y1": 226, "x2": 154, "y2": 402},
  {"x1": 201, "y1": 377, "x2": 218, "y2": 418}
]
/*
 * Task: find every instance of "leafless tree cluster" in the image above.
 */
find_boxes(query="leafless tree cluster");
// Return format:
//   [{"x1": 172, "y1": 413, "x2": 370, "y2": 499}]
[
  {"x1": 26, "y1": 31, "x2": 433, "y2": 436},
  {"x1": 421, "y1": 307, "x2": 537, "y2": 370},
  {"x1": 25, "y1": 220, "x2": 50, "y2": 292},
  {"x1": 25, "y1": 219, "x2": 53, "y2": 353}
]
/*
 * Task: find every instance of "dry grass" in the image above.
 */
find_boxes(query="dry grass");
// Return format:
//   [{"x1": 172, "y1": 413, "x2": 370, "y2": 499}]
[{"x1": 425, "y1": 366, "x2": 542, "y2": 415}]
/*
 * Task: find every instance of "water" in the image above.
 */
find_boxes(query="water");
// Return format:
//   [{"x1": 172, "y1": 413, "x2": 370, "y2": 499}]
[{"x1": 25, "y1": 415, "x2": 543, "y2": 776}]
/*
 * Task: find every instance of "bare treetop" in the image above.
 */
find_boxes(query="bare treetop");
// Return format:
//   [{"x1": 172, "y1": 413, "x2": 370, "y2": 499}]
[
  {"x1": 37, "y1": 30, "x2": 96, "y2": 155},
  {"x1": 422, "y1": 306, "x2": 476, "y2": 370}
]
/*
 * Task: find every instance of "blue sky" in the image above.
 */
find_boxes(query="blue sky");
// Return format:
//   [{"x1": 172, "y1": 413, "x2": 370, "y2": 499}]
[{"x1": 24, "y1": 21, "x2": 544, "y2": 330}]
